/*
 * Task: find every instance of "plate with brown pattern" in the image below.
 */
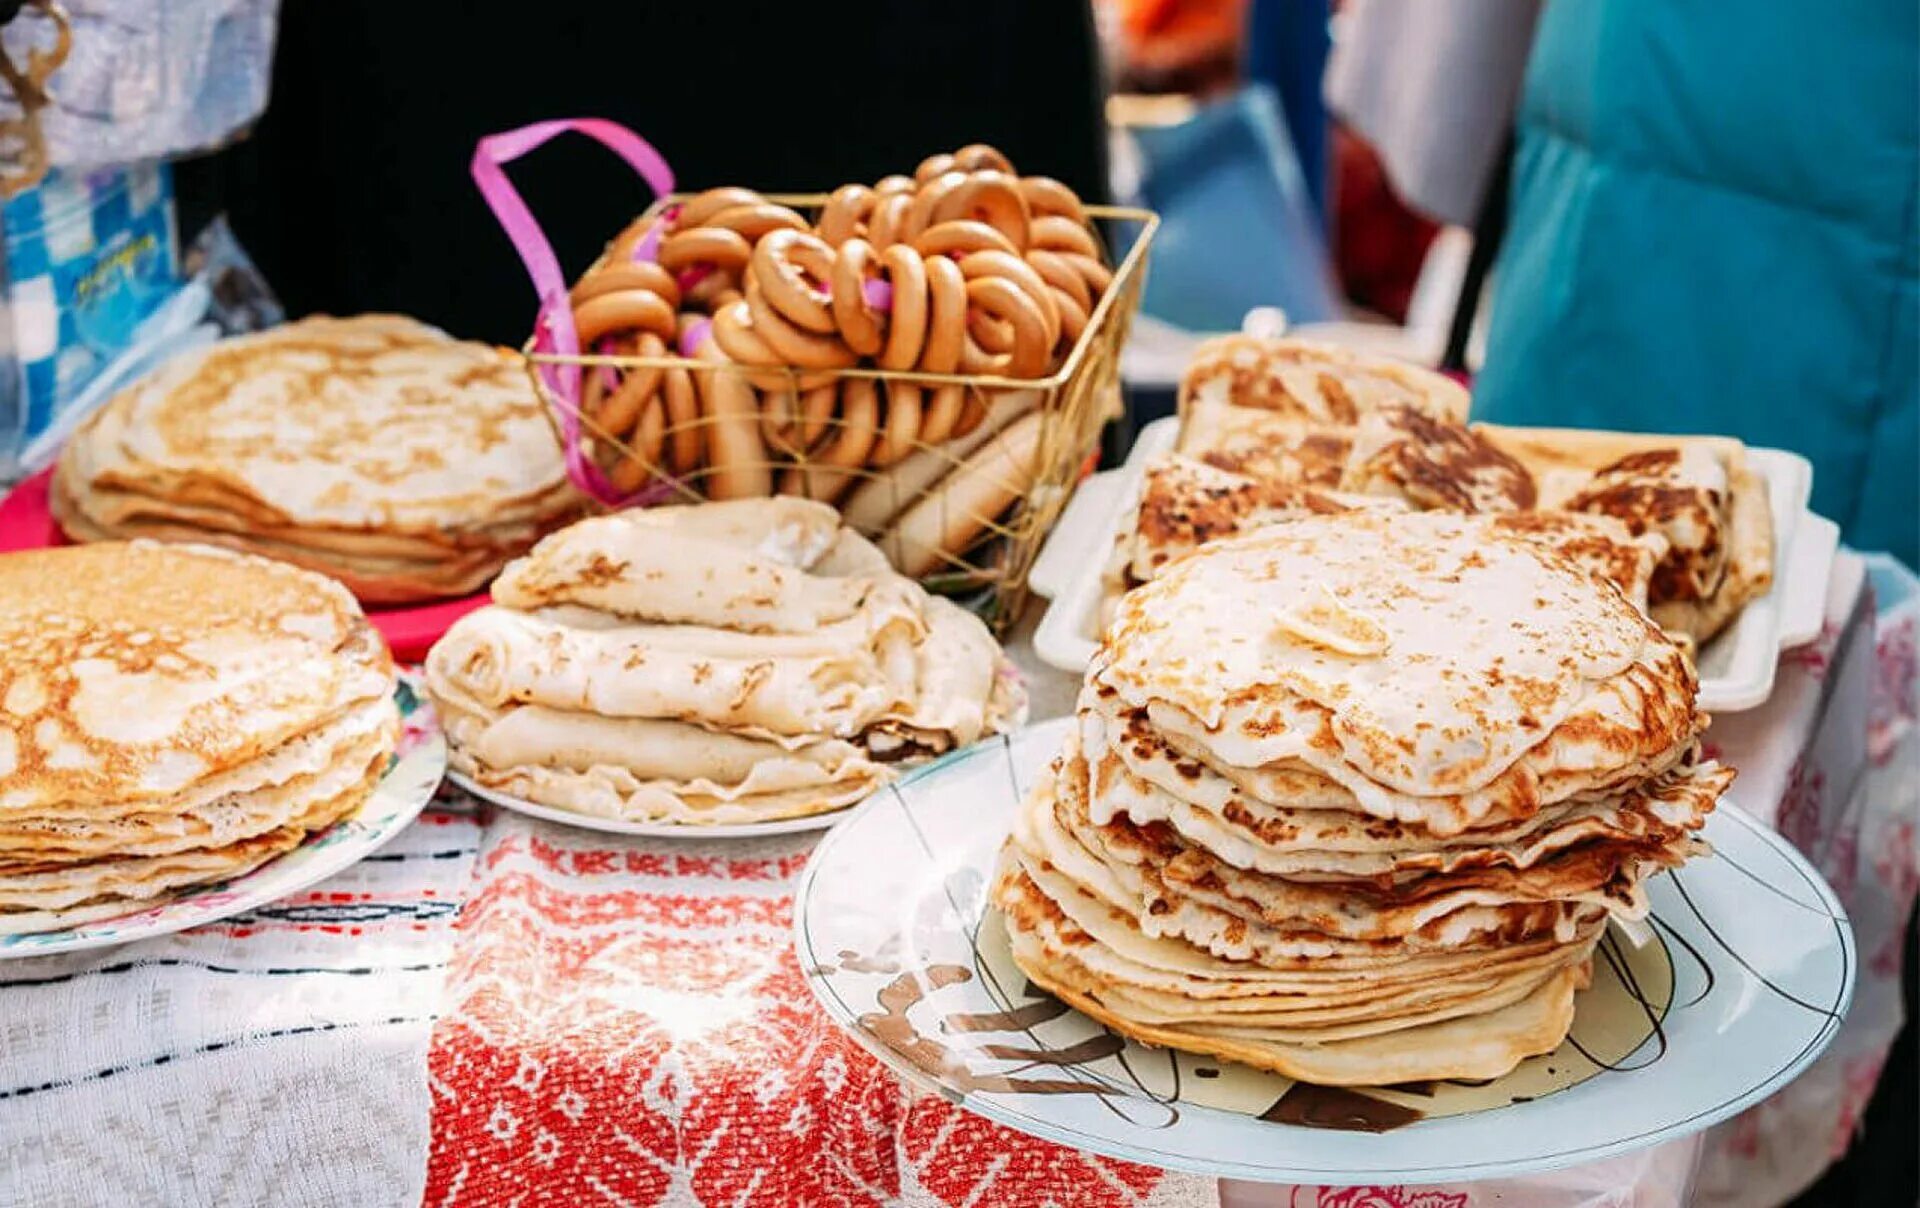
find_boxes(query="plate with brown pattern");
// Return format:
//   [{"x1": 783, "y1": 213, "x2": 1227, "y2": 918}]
[{"x1": 793, "y1": 717, "x2": 1854, "y2": 1185}]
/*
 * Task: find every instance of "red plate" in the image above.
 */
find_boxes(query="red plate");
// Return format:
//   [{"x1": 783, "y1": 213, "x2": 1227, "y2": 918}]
[{"x1": 0, "y1": 468, "x2": 486, "y2": 663}]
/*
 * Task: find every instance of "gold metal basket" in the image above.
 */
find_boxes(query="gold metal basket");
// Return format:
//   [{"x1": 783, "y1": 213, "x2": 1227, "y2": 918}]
[{"x1": 525, "y1": 196, "x2": 1157, "y2": 632}]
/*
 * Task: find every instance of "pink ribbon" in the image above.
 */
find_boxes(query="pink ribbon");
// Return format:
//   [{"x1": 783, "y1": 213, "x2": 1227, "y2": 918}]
[
  {"x1": 471, "y1": 118, "x2": 676, "y2": 507},
  {"x1": 680, "y1": 318, "x2": 713, "y2": 358}
]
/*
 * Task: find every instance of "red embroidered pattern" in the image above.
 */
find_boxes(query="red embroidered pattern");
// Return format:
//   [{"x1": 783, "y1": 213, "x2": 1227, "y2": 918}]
[{"x1": 424, "y1": 825, "x2": 1175, "y2": 1207}]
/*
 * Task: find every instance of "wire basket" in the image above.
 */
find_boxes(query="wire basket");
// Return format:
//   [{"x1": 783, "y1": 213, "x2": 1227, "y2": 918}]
[{"x1": 526, "y1": 196, "x2": 1156, "y2": 633}]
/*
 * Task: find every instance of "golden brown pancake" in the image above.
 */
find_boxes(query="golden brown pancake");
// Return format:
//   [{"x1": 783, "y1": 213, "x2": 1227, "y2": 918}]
[
  {"x1": 0, "y1": 541, "x2": 398, "y2": 933},
  {"x1": 54, "y1": 314, "x2": 582, "y2": 602}
]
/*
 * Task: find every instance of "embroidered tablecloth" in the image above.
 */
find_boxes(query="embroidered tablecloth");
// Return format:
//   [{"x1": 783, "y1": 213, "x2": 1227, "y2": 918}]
[{"x1": 1, "y1": 553, "x2": 1913, "y2": 1208}]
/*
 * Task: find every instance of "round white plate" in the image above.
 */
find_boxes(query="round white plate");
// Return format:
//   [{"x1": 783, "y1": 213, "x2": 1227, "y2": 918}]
[
  {"x1": 0, "y1": 706, "x2": 446, "y2": 959},
  {"x1": 795, "y1": 717, "x2": 1856, "y2": 1186},
  {"x1": 447, "y1": 771, "x2": 847, "y2": 838}
]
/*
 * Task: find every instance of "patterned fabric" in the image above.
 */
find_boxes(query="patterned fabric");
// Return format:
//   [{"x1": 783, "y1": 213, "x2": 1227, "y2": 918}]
[
  {"x1": 0, "y1": 804, "x2": 477, "y2": 1207},
  {"x1": 423, "y1": 812, "x2": 1214, "y2": 1208}
]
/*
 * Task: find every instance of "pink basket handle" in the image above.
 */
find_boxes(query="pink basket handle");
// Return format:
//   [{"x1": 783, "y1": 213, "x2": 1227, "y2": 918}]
[{"x1": 471, "y1": 119, "x2": 676, "y2": 506}]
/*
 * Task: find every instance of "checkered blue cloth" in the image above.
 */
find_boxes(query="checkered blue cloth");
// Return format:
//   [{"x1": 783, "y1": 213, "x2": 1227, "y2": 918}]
[{"x1": 1, "y1": 162, "x2": 179, "y2": 474}]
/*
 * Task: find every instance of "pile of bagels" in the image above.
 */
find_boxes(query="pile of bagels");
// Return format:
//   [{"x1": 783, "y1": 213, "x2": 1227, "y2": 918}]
[{"x1": 556, "y1": 144, "x2": 1115, "y2": 575}]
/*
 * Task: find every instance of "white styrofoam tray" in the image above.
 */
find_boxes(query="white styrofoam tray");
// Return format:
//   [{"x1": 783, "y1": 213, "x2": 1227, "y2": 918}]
[{"x1": 1030, "y1": 419, "x2": 1833, "y2": 713}]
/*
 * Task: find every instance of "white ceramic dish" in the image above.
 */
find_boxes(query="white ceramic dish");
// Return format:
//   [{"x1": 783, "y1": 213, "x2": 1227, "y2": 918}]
[
  {"x1": 795, "y1": 718, "x2": 1855, "y2": 1185},
  {"x1": 447, "y1": 771, "x2": 845, "y2": 839},
  {"x1": 1031, "y1": 421, "x2": 1830, "y2": 713},
  {"x1": 0, "y1": 695, "x2": 446, "y2": 959}
]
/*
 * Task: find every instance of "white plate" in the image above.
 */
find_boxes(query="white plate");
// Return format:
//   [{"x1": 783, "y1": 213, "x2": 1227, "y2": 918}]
[
  {"x1": 795, "y1": 718, "x2": 1855, "y2": 1185},
  {"x1": 1031, "y1": 422, "x2": 1828, "y2": 713},
  {"x1": 0, "y1": 696, "x2": 446, "y2": 959},
  {"x1": 447, "y1": 770, "x2": 846, "y2": 839}
]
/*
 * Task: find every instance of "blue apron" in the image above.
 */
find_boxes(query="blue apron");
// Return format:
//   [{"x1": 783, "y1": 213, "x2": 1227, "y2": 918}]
[{"x1": 1474, "y1": 0, "x2": 1917, "y2": 565}]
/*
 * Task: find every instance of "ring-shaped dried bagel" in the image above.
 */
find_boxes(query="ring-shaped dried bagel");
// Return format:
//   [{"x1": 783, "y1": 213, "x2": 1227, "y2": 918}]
[
  {"x1": 920, "y1": 253, "x2": 968, "y2": 375},
  {"x1": 1019, "y1": 175, "x2": 1087, "y2": 224},
  {"x1": 1063, "y1": 250, "x2": 1114, "y2": 295},
  {"x1": 662, "y1": 364, "x2": 704, "y2": 474},
  {"x1": 795, "y1": 383, "x2": 840, "y2": 448},
  {"x1": 779, "y1": 378, "x2": 879, "y2": 503},
  {"x1": 1049, "y1": 287, "x2": 1090, "y2": 350},
  {"x1": 658, "y1": 227, "x2": 753, "y2": 277},
  {"x1": 952, "y1": 143, "x2": 1016, "y2": 173},
  {"x1": 952, "y1": 387, "x2": 990, "y2": 439},
  {"x1": 830, "y1": 239, "x2": 886, "y2": 358},
  {"x1": 902, "y1": 171, "x2": 970, "y2": 243},
  {"x1": 932, "y1": 171, "x2": 1030, "y2": 251},
  {"x1": 571, "y1": 261, "x2": 682, "y2": 310},
  {"x1": 871, "y1": 382, "x2": 923, "y2": 467},
  {"x1": 591, "y1": 332, "x2": 669, "y2": 440},
  {"x1": 606, "y1": 393, "x2": 668, "y2": 494},
  {"x1": 711, "y1": 297, "x2": 781, "y2": 367},
  {"x1": 687, "y1": 276, "x2": 744, "y2": 312},
  {"x1": 712, "y1": 298, "x2": 823, "y2": 391},
  {"x1": 573, "y1": 288, "x2": 678, "y2": 345},
  {"x1": 877, "y1": 244, "x2": 930, "y2": 371},
  {"x1": 867, "y1": 192, "x2": 915, "y2": 250},
  {"x1": 690, "y1": 332, "x2": 773, "y2": 499},
  {"x1": 962, "y1": 276, "x2": 1052, "y2": 378},
  {"x1": 957, "y1": 250, "x2": 1059, "y2": 348},
  {"x1": 967, "y1": 308, "x2": 1015, "y2": 354},
  {"x1": 1023, "y1": 248, "x2": 1093, "y2": 313},
  {"x1": 675, "y1": 187, "x2": 765, "y2": 229},
  {"x1": 912, "y1": 219, "x2": 1018, "y2": 259},
  {"x1": 919, "y1": 385, "x2": 965, "y2": 446},
  {"x1": 1028, "y1": 213, "x2": 1103, "y2": 259},
  {"x1": 702, "y1": 202, "x2": 809, "y2": 241},
  {"x1": 758, "y1": 387, "x2": 807, "y2": 457},
  {"x1": 914, "y1": 153, "x2": 957, "y2": 184},
  {"x1": 745, "y1": 278, "x2": 858, "y2": 369},
  {"x1": 752, "y1": 229, "x2": 840, "y2": 335},
  {"x1": 817, "y1": 183, "x2": 875, "y2": 246},
  {"x1": 873, "y1": 174, "x2": 918, "y2": 198}
]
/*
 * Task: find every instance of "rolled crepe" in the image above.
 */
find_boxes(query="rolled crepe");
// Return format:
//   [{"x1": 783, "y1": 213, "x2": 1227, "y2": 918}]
[{"x1": 492, "y1": 498, "x2": 875, "y2": 632}]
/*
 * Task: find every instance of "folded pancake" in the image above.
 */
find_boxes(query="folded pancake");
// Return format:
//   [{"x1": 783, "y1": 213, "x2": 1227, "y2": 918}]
[
  {"x1": 438, "y1": 700, "x2": 888, "y2": 825},
  {"x1": 53, "y1": 314, "x2": 581, "y2": 602},
  {"x1": 0, "y1": 541, "x2": 400, "y2": 932},
  {"x1": 424, "y1": 499, "x2": 1024, "y2": 826},
  {"x1": 491, "y1": 498, "x2": 870, "y2": 631},
  {"x1": 1105, "y1": 455, "x2": 1408, "y2": 592},
  {"x1": 1476, "y1": 425, "x2": 1774, "y2": 643},
  {"x1": 1159, "y1": 348, "x2": 1770, "y2": 643},
  {"x1": 1179, "y1": 336, "x2": 1471, "y2": 425},
  {"x1": 1176, "y1": 402, "x2": 1356, "y2": 487},
  {"x1": 1344, "y1": 404, "x2": 1536, "y2": 513}
]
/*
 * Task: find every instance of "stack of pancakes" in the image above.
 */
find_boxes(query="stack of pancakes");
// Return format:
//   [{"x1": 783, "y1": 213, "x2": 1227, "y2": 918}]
[
  {"x1": 425, "y1": 498, "x2": 1025, "y2": 826},
  {"x1": 54, "y1": 315, "x2": 581, "y2": 603},
  {"x1": 997, "y1": 511, "x2": 1730, "y2": 1086},
  {"x1": 0, "y1": 542, "x2": 398, "y2": 934}
]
